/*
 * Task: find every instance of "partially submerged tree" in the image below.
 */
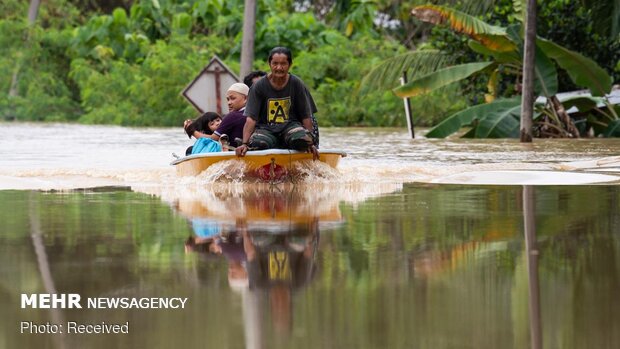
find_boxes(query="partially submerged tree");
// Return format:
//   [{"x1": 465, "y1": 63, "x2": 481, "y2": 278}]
[{"x1": 366, "y1": 3, "x2": 618, "y2": 138}]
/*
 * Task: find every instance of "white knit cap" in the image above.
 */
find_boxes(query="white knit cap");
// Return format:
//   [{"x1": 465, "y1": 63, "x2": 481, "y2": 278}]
[{"x1": 227, "y1": 82, "x2": 249, "y2": 96}]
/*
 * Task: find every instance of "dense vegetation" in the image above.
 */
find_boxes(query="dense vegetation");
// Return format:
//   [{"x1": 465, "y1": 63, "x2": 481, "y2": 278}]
[{"x1": 0, "y1": 0, "x2": 618, "y2": 128}]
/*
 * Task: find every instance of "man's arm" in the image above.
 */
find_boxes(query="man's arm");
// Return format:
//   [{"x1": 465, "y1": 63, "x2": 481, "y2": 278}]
[
  {"x1": 235, "y1": 117, "x2": 257, "y2": 157},
  {"x1": 302, "y1": 117, "x2": 320, "y2": 160},
  {"x1": 193, "y1": 131, "x2": 219, "y2": 140},
  {"x1": 184, "y1": 119, "x2": 219, "y2": 140}
]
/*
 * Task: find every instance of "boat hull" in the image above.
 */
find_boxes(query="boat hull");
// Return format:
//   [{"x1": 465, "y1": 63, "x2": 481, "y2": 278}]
[{"x1": 171, "y1": 149, "x2": 346, "y2": 177}]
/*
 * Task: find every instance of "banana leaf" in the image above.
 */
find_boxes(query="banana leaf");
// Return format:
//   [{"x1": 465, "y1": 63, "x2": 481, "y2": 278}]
[
  {"x1": 411, "y1": 5, "x2": 516, "y2": 52},
  {"x1": 468, "y1": 40, "x2": 520, "y2": 64},
  {"x1": 425, "y1": 97, "x2": 521, "y2": 138},
  {"x1": 533, "y1": 44, "x2": 558, "y2": 97},
  {"x1": 505, "y1": 25, "x2": 558, "y2": 97},
  {"x1": 560, "y1": 95, "x2": 604, "y2": 113},
  {"x1": 393, "y1": 62, "x2": 493, "y2": 98},
  {"x1": 604, "y1": 120, "x2": 620, "y2": 137},
  {"x1": 485, "y1": 69, "x2": 499, "y2": 102},
  {"x1": 537, "y1": 38, "x2": 612, "y2": 96},
  {"x1": 469, "y1": 103, "x2": 522, "y2": 138}
]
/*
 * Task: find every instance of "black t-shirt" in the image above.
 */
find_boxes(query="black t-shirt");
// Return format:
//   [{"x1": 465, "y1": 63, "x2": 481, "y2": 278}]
[
  {"x1": 247, "y1": 242, "x2": 315, "y2": 290},
  {"x1": 244, "y1": 74, "x2": 313, "y2": 133}
]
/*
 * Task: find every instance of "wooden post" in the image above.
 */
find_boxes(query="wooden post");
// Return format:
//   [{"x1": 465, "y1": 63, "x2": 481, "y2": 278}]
[
  {"x1": 520, "y1": 0, "x2": 536, "y2": 142},
  {"x1": 207, "y1": 66, "x2": 223, "y2": 115},
  {"x1": 400, "y1": 72, "x2": 415, "y2": 138}
]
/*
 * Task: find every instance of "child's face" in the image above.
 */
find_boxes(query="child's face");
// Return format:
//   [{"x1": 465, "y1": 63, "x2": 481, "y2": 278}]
[
  {"x1": 226, "y1": 91, "x2": 247, "y2": 112},
  {"x1": 208, "y1": 117, "x2": 222, "y2": 131}
]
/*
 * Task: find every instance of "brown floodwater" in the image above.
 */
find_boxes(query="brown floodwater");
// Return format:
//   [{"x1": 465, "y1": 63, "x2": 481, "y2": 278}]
[
  {"x1": 1, "y1": 123, "x2": 619, "y2": 348},
  {"x1": 1, "y1": 183, "x2": 619, "y2": 349}
]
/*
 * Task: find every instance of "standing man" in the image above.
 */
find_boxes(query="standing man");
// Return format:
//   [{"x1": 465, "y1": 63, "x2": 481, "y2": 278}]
[{"x1": 235, "y1": 47, "x2": 319, "y2": 160}]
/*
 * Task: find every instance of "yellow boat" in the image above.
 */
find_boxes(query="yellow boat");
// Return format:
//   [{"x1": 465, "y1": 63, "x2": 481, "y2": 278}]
[{"x1": 171, "y1": 149, "x2": 347, "y2": 179}]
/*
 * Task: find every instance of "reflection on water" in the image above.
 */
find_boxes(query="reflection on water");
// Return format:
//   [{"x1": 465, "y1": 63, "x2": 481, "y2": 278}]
[
  {"x1": 523, "y1": 186, "x2": 541, "y2": 349},
  {"x1": 179, "y1": 186, "x2": 334, "y2": 348},
  {"x1": 1, "y1": 183, "x2": 620, "y2": 348}
]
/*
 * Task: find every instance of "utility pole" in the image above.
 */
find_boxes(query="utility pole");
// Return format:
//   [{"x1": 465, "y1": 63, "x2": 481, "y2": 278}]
[
  {"x1": 520, "y1": 0, "x2": 536, "y2": 142},
  {"x1": 239, "y1": 0, "x2": 256, "y2": 79}
]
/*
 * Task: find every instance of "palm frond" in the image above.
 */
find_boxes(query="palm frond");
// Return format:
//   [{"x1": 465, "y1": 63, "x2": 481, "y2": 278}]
[
  {"x1": 393, "y1": 61, "x2": 493, "y2": 98},
  {"x1": 359, "y1": 50, "x2": 451, "y2": 93}
]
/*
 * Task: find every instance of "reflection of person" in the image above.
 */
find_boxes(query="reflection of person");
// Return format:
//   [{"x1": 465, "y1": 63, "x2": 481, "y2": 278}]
[
  {"x1": 184, "y1": 83, "x2": 250, "y2": 150},
  {"x1": 241, "y1": 218, "x2": 319, "y2": 334},
  {"x1": 184, "y1": 219, "x2": 249, "y2": 289},
  {"x1": 184, "y1": 218, "x2": 223, "y2": 253},
  {"x1": 236, "y1": 47, "x2": 319, "y2": 160}
]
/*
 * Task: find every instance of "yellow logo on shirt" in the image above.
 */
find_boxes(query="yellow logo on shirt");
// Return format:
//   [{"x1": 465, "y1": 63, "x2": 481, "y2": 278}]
[
  {"x1": 268, "y1": 251, "x2": 291, "y2": 281},
  {"x1": 268, "y1": 98, "x2": 291, "y2": 124}
]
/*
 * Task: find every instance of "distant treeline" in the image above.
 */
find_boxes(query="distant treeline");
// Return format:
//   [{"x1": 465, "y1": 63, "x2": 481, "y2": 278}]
[{"x1": 1, "y1": 0, "x2": 617, "y2": 127}]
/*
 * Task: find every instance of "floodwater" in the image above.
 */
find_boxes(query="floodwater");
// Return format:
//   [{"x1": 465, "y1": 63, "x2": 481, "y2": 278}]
[{"x1": 1, "y1": 122, "x2": 619, "y2": 348}]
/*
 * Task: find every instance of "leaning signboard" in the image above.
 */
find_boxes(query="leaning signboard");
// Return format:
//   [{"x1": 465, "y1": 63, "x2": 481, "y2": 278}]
[{"x1": 181, "y1": 56, "x2": 240, "y2": 115}]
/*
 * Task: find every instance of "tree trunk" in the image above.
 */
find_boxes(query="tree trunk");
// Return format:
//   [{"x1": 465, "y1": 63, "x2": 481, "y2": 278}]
[
  {"x1": 8, "y1": 0, "x2": 40, "y2": 98},
  {"x1": 239, "y1": 0, "x2": 256, "y2": 80},
  {"x1": 520, "y1": 0, "x2": 536, "y2": 142},
  {"x1": 28, "y1": 0, "x2": 40, "y2": 22}
]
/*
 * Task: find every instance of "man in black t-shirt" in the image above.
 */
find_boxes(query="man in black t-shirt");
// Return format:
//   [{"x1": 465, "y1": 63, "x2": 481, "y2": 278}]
[{"x1": 236, "y1": 47, "x2": 319, "y2": 160}]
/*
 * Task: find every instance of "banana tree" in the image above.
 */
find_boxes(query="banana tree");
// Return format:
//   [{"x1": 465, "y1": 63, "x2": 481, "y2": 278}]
[{"x1": 392, "y1": 4, "x2": 617, "y2": 138}]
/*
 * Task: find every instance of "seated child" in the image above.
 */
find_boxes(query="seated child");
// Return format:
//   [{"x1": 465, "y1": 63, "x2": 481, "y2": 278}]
[{"x1": 183, "y1": 111, "x2": 222, "y2": 155}]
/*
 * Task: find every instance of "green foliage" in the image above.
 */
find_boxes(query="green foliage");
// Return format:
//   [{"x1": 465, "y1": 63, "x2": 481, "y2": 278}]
[
  {"x1": 68, "y1": 7, "x2": 151, "y2": 64},
  {"x1": 293, "y1": 31, "x2": 405, "y2": 126},
  {"x1": 3, "y1": 0, "x2": 409, "y2": 127},
  {"x1": 0, "y1": 20, "x2": 80, "y2": 121},
  {"x1": 426, "y1": 97, "x2": 521, "y2": 138},
  {"x1": 537, "y1": 38, "x2": 612, "y2": 97},
  {"x1": 394, "y1": 62, "x2": 494, "y2": 98},
  {"x1": 253, "y1": 12, "x2": 327, "y2": 60},
  {"x1": 0, "y1": 0, "x2": 28, "y2": 21},
  {"x1": 70, "y1": 35, "x2": 221, "y2": 126},
  {"x1": 430, "y1": 0, "x2": 620, "y2": 97},
  {"x1": 1, "y1": 0, "x2": 617, "y2": 130},
  {"x1": 398, "y1": 2, "x2": 617, "y2": 138},
  {"x1": 537, "y1": 0, "x2": 620, "y2": 87}
]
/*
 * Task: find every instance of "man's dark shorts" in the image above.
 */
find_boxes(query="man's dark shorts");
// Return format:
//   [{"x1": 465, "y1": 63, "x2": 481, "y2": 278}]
[{"x1": 249, "y1": 121, "x2": 314, "y2": 151}]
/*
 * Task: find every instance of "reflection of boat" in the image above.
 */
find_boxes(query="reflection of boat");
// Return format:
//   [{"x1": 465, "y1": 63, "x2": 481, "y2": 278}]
[
  {"x1": 171, "y1": 149, "x2": 347, "y2": 178},
  {"x1": 175, "y1": 185, "x2": 343, "y2": 231}
]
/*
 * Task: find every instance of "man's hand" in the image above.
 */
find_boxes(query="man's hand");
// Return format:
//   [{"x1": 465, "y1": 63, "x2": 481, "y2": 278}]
[
  {"x1": 308, "y1": 144, "x2": 319, "y2": 161},
  {"x1": 236, "y1": 144, "x2": 249, "y2": 157},
  {"x1": 183, "y1": 119, "x2": 196, "y2": 138}
]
